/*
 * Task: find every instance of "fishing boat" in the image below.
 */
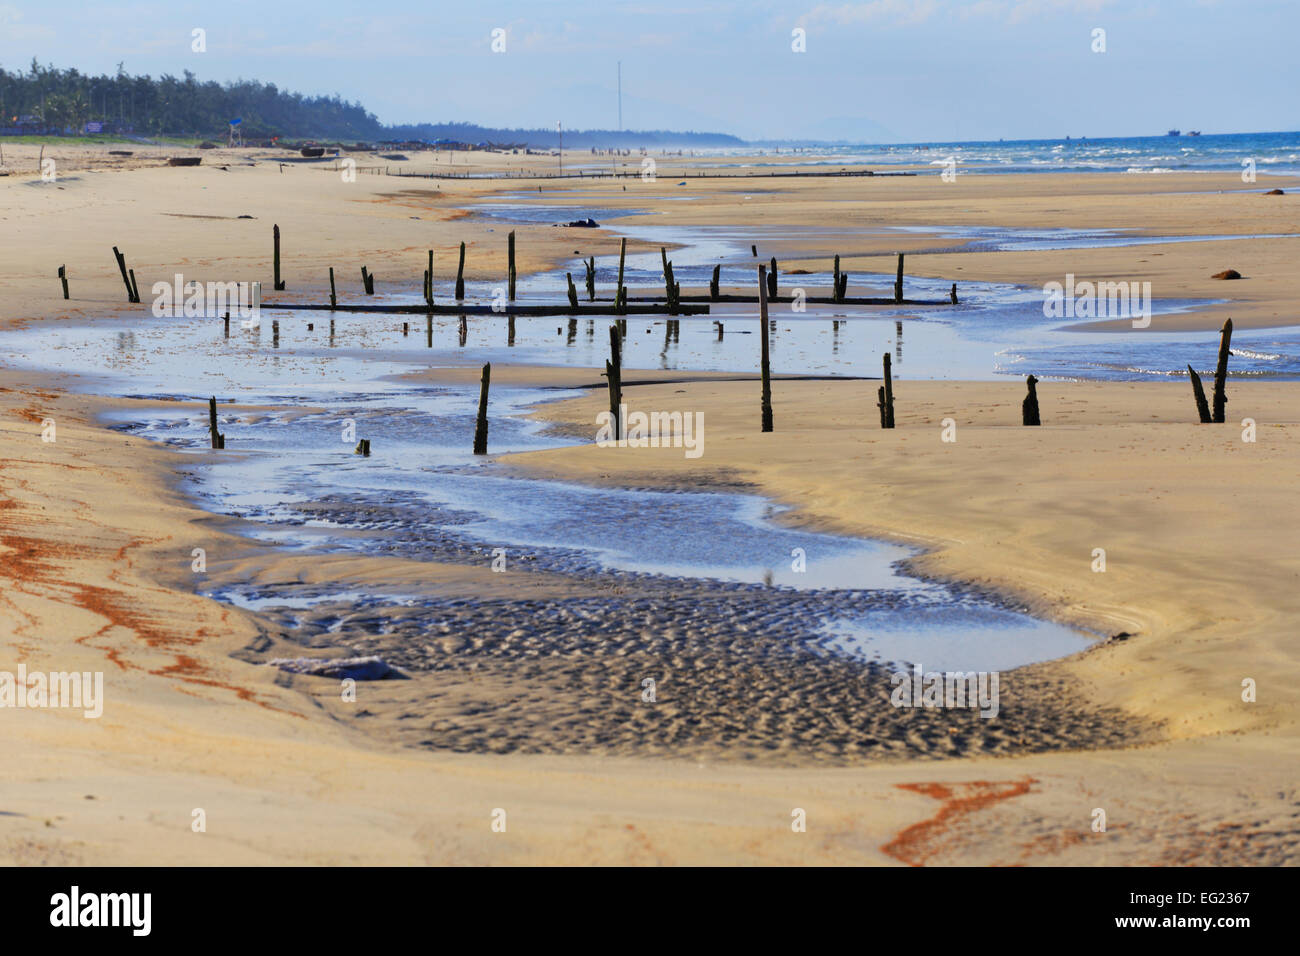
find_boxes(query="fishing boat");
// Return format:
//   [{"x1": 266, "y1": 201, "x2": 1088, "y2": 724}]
[{"x1": 1166, "y1": 129, "x2": 1181, "y2": 136}]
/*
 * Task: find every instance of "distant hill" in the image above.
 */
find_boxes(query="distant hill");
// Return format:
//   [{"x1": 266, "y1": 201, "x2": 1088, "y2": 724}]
[
  {"x1": 0, "y1": 61, "x2": 744, "y2": 148},
  {"x1": 385, "y1": 122, "x2": 744, "y2": 149}
]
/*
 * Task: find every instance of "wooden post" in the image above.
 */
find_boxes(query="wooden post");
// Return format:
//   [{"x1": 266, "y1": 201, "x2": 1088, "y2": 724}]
[
  {"x1": 473, "y1": 363, "x2": 491, "y2": 454},
  {"x1": 758, "y1": 265, "x2": 773, "y2": 433},
  {"x1": 329, "y1": 267, "x2": 337, "y2": 309},
  {"x1": 615, "y1": 238, "x2": 627, "y2": 315},
  {"x1": 710, "y1": 264, "x2": 720, "y2": 301},
  {"x1": 950, "y1": 283, "x2": 958, "y2": 305},
  {"x1": 426, "y1": 249, "x2": 434, "y2": 304},
  {"x1": 273, "y1": 224, "x2": 285, "y2": 291},
  {"x1": 833, "y1": 255, "x2": 841, "y2": 303},
  {"x1": 881, "y1": 354, "x2": 895, "y2": 428},
  {"x1": 1022, "y1": 374, "x2": 1040, "y2": 426},
  {"x1": 606, "y1": 324, "x2": 622, "y2": 441},
  {"x1": 877, "y1": 387, "x2": 887, "y2": 428},
  {"x1": 660, "y1": 248, "x2": 679, "y2": 314},
  {"x1": 58, "y1": 265, "x2": 68, "y2": 299},
  {"x1": 354, "y1": 439, "x2": 371, "y2": 457},
  {"x1": 507, "y1": 231, "x2": 517, "y2": 301},
  {"x1": 585, "y1": 256, "x2": 596, "y2": 301},
  {"x1": 112, "y1": 247, "x2": 134, "y2": 302},
  {"x1": 208, "y1": 397, "x2": 225, "y2": 449},
  {"x1": 128, "y1": 269, "x2": 139, "y2": 304},
  {"x1": 566, "y1": 273, "x2": 579, "y2": 309},
  {"x1": 1212, "y1": 318, "x2": 1232, "y2": 423},
  {"x1": 751, "y1": 244, "x2": 758, "y2": 257},
  {"x1": 455, "y1": 241, "x2": 466, "y2": 300},
  {"x1": 361, "y1": 266, "x2": 374, "y2": 295},
  {"x1": 767, "y1": 257, "x2": 778, "y2": 299},
  {"x1": 1188, "y1": 365, "x2": 1211, "y2": 423},
  {"x1": 223, "y1": 312, "x2": 230, "y2": 337},
  {"x1": 894, "y1": 253, "x2": 904, "y2": 303}
]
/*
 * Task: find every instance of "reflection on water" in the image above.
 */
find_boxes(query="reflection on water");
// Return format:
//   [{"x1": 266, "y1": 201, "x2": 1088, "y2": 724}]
[{"x1": 2, "y1": 310, "x2": 1097, "y2": 672}]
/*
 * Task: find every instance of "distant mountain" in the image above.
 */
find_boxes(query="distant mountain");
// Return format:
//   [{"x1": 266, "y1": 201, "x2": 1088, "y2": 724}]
[{"x1": 384, "y1": 121, "x2": 745, "y2": 149}]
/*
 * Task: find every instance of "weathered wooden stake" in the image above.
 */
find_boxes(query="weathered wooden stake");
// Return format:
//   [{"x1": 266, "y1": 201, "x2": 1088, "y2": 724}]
[
  {"x1": 58, "y1": 265, "x2": 68, "y2": 299},
  {"x1": 881, "y1": 353, "x2": 895, "y2": 428},
  {"x1": 1212, "y1": 318, "x2": 1232, "y2": 423},
  {"x1": 473, "y1": 363, "x2": 491, "y2": 454},
  {"x1": 566, "y1": 273, "x2": 579, "y2": 309},
  {"x1": 767, "y1": 257, "x2": 778, "y2": 300},
  {"x1": 273, "y1": 224, "x2": 285, "y2": 291},
  {"x1": 223, "y1": 312, "x2": 230, "y2": 337},
  {"x1": 950, "y1": 283, "x2": 958, "y2": 305},
  {"x1": 606, "y1": 324, "x2": 622, "y2": 441},
  {"x1": 455, "y1": 241, "x2": 466, "y2": 300},
  {"x1": 361, "y1": 266, "x2": 374, "y2": 295},
  {"x1": 894, "y1": 253, "x2": 904, "y2": 303},
  {"x1": 1187, "y1": 365, "x2": 1211, "y2": 422},
  {"x1": 427, "y1": 250, "x2": 434, "y2": 304},
  {"x1": 832, "y1": 255, "x2": 842, "y2": 303},
  {"x1": 660, "y1": 248, "x2": 679, "y2": 314},
  {"x1": 354, "y1": 438, "x2": 371, "y2": 457},
  {"x1": 112, "y1": 246, "x2": 134, "y2": 302},
  {"x1": 616, "y1": 238, "x2": 627, "y2": 315},
  {"x1": 710, "y1": 264, "x2": 721, "y2": 301},
  {"x1": 128, "y1": 269, "x2": 139, "y2": 303},
  {"x1": 1022, "y1": 374, "x2": 1040, "y2": 426},
  {"x1": 751, "y1": 244, "x2": 758, "y2": 257},
  {"x1": 585, "y1": 256, "x2": 596, "y2": 301},
  {"x1": 208, "y1": 397, "x2": 225, "y2": 449},
  {"x1": 507, "y1": 230, "x2": 517, "y2": 301},
  {"x1": 329, "y1": 267, "x2": 337, "y2": 309},
  {"x1": 758, "y1": 265, "x2": 773, "y2": 433}
]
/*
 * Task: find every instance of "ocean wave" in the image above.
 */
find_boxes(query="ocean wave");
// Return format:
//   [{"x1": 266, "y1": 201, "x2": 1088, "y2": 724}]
[{"x1": 1231, "y1": 347, "x2": 1283, "y2": 360}]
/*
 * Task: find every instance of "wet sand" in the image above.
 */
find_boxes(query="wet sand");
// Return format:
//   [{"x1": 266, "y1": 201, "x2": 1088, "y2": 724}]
[{"x1": 2, "y1": 142, "x2": 1299, "y2": 865}]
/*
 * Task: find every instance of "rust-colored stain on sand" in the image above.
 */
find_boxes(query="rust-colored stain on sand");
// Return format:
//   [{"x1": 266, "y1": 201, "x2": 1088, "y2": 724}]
[{"x1": 882, "y1": 778, "x2": 1037, "y2": 866}]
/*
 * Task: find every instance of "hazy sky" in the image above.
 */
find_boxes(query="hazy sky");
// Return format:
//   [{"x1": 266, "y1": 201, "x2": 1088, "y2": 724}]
[{"x1": 1, "y1": 0, "x2": 1296, "y2": 142}]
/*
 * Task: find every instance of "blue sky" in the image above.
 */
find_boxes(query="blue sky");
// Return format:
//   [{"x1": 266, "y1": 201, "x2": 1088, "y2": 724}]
[{"x1": 1, "y1": 0, "x2": 1296, "y2": 141}]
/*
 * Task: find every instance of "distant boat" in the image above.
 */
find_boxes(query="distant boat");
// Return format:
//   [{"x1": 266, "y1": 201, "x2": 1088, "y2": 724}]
[
  {"x1": 1188, "y1": 130, "x2": 1202, "y2": 136},
  {"x1": 1167, "y1": 129, "x2": 1181, "y2": 136}
]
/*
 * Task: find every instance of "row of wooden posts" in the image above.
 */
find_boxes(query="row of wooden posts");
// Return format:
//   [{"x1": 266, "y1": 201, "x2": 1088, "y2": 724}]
[
  {"x1": 148, "y1": 224, "x2": 953, "y2": 311},
  {"x1": 160, "y1": 226, "x2": 1229, "y2": 451}
]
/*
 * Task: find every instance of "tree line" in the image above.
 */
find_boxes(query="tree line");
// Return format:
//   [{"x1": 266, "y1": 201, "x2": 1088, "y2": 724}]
[
  {"x1": 1, "y1": 60, "x2": 380, "y2": 139},
  {"x1": 0, "y1": 61, "x2": 745, "y2": 148}
]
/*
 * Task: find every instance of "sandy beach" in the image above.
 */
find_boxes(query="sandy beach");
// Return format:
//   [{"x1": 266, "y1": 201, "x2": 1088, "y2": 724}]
[{"x1": 2, "y1": 141, "x2": 1298, "y2": 866}]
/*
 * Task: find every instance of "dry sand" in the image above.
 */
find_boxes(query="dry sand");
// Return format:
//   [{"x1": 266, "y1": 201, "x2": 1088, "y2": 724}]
[{"x1": 1, "y1": 141, "x2": 1298, "y2": 865}]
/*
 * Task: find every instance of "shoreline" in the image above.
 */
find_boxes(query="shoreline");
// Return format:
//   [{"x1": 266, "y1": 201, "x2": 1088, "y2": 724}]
[{"x1": 4, "y1": 151, "x2": 1299, "y2": 865}]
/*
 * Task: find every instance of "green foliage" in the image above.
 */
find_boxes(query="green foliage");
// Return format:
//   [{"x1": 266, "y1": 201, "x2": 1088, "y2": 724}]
[{"x1": 0, "y1": 60, "x2": 380, "y2": 139}]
